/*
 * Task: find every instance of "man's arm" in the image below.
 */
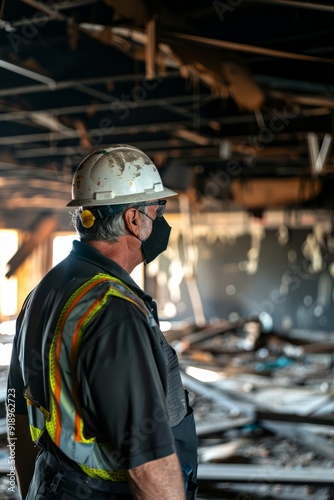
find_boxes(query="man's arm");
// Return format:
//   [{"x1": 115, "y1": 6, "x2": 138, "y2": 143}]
[
  {"x1": 127, "y1": 452, "x2": 185, "y2": 500},
  {"x1": 8, "y1": 414, "x2": 40, "y2": 499}
]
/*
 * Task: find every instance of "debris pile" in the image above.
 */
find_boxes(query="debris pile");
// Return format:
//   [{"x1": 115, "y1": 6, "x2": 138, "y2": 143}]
[
  {"x1": 168, "y1": 317, "x2": 334, "y2": 499},
  {"x1": 1, "y1": 319, "x2": 334, "y2": 498}
]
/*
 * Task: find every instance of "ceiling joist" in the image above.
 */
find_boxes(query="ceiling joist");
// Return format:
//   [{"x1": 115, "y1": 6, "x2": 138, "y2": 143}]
[{"x1": 1, "y1": 0, "x2": 334, "y2": 226}]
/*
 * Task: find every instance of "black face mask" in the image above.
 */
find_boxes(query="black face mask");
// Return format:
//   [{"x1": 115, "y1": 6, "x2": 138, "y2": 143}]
[{"x1": 140, "y1": 216, "x2": 171, "y2": 264}]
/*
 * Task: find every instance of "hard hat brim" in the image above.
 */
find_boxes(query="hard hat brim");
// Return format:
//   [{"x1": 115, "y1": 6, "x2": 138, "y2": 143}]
[{"x1": 67, "y1": 186, "x2": 177, "y2": 207}]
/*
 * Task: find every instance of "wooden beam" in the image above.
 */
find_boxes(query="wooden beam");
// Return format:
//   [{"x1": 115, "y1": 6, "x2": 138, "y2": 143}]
[
  {"x1": 166, "y1": 32, "x2": 334, "y2": 65},
  {"x1": 145, "y1": 18, "x2": 156, "y2": 80},
  {"x1": 6, "y1": 212, "x2": 58, "y2": 278}
]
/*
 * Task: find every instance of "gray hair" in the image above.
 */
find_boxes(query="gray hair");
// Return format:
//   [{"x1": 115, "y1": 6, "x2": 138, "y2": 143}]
[{"x1": 71, "y1": 205, "x2": 148, "y2": 242}]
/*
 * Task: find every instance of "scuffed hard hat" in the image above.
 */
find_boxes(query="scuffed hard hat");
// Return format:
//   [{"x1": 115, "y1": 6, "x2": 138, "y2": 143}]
[{"x1": 67, "y1": 144, "x2": 176, "y2": 207}]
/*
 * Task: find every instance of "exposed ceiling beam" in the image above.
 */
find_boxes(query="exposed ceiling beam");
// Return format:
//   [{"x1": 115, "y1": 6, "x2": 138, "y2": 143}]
[
  {"x1": 0, "y1": 71, "x2": 180, "y2": 97},
  {"x1": 9, "y1": 140, "x2": 307, "y2": 161},
  {"x1": 173, "y1": 129, "x2": 212, "y2": 146},
  {"x1": 0, "y1": 101, "x2": 328, "y2": 148},
  {"x1": 0, "y1": 196, "x2": 69, "y2": 209},
  {"x1": 246, "y1": 0, "x2": 334, "y2": 13},
  {"x1": 0, "y1": 59, "x2": 56, "y2": 86},
  {"x1": 255, "y1": 74, "x2": 334, "y2": 94},
  {"x1": 13, "y1": 139, "x2": 188, "y2": 158},
  {"x1": 0, "y1": 120, "x2": 200, "y2": 145},
  {"x1": 54, "y1": 0, "x2": 98, "y2": 9},
  {"x1": 165, "y1": 32, "x2": 334, "y2": 65},
  {"x1": 268, "y1": 90, "x2": 334, "y2": 108},
  {"x1": 0, "y1": 176, "x2": 69, "y2": 190},
  {"x1": 0, "y1": 0, "x2": 97, "y2": 28},
  {"x1": 0, "y1": 94, "x2": 213, "y2": 121},
  {"x1": 20, "y1": 0, "x2": 65, "y2": 20}
]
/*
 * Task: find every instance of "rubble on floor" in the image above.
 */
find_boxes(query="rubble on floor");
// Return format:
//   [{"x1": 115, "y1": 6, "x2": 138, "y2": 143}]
[
  {"x1": 1, "y1": 319, "x2": 334, "y2": 498},
  {"x1": 168, "y1": 318, "x2": 334, "y2": 498}
]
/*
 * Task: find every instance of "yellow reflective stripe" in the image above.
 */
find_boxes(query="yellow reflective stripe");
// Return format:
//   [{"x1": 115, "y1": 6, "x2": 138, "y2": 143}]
[
  {"x1": 29, "y1": 424, "x2": 43, "y2": 442},
  {"x1": 70, "y1": 276, "x2": 146, "y2": 443},
  {"x1": 25, "y1": 397, "x2": 47, "y2": 443},
  {"x1": 79, "y1": 463, "x2": 127, "y2": 481},
  {"x1": 48, "y1": 275, "x2": 111, "y2": 443},
  {"x1": 94, "y1": 273, "x2": 149, "y2": 317},
  {"x1": 45, "y1": 273, "x2": 150, "y2": 477}
]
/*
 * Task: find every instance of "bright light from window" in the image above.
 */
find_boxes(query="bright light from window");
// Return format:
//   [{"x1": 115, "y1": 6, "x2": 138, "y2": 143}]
[
  {"x1": 130, "y1": 263, "x2": 144, "y2": 289},
  {"x1": 1, "y1": 279, "x2": 17, "y2": 317},
  {"x1": 0, "y1": 230, "x2": 18, "y2": 317},
  {"x1": 0, "y1": 343, "x2": 13, "y2": 366},
  {"x1": 0, "y1": 321, "x2": 16, "y2": 366},
  {"x1": 185, "y1": 366, "x2": 221, "y2": 383},
  {"x1": 160, "y1": 321, "x2": 172, "y2": 332},
  {"x1": 52, "y1": 234, "x2": 79, "y2": 267},
  {"x1": 0, "y1": 320, "x2": 16, "y2": 336}
]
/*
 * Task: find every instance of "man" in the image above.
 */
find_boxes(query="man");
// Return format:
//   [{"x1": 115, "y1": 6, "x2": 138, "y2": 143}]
[{"x1": 7, "y1": 145, "x2": 198, "y2": 499}]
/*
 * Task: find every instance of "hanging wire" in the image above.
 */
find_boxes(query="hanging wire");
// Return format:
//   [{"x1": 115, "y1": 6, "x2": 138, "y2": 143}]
[{"x1": 0, "y1": 0, "x2": 6, "y2": 20}]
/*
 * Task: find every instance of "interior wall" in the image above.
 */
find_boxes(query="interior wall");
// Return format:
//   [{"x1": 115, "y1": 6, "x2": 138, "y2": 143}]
[
  {"x1": 195, "y1": 229, "x2": 333, "y2": 332},
  {"x1": 153, "y1": 211, "x2": 334, "y2": 334}
]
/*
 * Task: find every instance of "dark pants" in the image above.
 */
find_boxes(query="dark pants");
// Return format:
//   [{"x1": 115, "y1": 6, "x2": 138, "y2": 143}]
[
  {"x1": 172, "y1": 405, "x2": 199, "y2": 500},
  {"x1": 26, "y1": 451, "x2": 133, "y2": 499}
]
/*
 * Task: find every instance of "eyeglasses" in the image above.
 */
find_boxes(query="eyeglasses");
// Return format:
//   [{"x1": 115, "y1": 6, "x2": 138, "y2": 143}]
[{"x1": 133, "y1": 199, "x2": 167, "y2": 218}]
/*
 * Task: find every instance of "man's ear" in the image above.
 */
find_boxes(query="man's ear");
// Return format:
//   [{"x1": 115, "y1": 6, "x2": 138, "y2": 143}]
[{"x1": 123, "y1": 208, "x2": 142, "y2": 237}]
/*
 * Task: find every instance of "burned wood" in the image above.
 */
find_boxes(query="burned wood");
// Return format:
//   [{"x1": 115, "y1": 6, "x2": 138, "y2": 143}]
[
  {"x1": 173, "y1": 317, "x2": 261, "y2": 353},
  {"x1": 256, "y1": 410, "x2": 334, "y2": 427}
]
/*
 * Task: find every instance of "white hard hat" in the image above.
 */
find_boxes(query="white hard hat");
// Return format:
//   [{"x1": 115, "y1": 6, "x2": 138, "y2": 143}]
[{"x1": 67, "y1": 144, "x2": 177, "y2": 207}]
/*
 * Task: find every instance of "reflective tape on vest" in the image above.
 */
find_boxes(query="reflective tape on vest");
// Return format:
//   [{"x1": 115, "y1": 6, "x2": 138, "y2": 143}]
[{"x1": 27, "y1": 273, "x2": 154, "y2": 481}]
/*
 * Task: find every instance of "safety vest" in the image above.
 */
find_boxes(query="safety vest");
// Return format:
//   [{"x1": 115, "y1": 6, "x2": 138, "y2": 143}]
[{"x1": 25, "y1": 273, "x2": 156, "y2": 481}]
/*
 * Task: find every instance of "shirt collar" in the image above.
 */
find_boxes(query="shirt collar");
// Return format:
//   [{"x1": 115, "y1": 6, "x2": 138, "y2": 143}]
[{"x1": 71, "y1": 240, "x2": 153, "y2": 303}]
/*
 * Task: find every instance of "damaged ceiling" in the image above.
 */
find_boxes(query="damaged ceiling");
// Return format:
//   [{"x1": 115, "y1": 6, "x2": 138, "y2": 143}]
[{"x1": 1, "y1": 0, "x2": 334, "y2": 229}]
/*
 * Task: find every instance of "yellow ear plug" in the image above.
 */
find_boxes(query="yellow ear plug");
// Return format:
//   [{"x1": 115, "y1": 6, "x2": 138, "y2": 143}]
[{"x1": 81, "y1": 210, "x2": 95, "y2": 228}]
